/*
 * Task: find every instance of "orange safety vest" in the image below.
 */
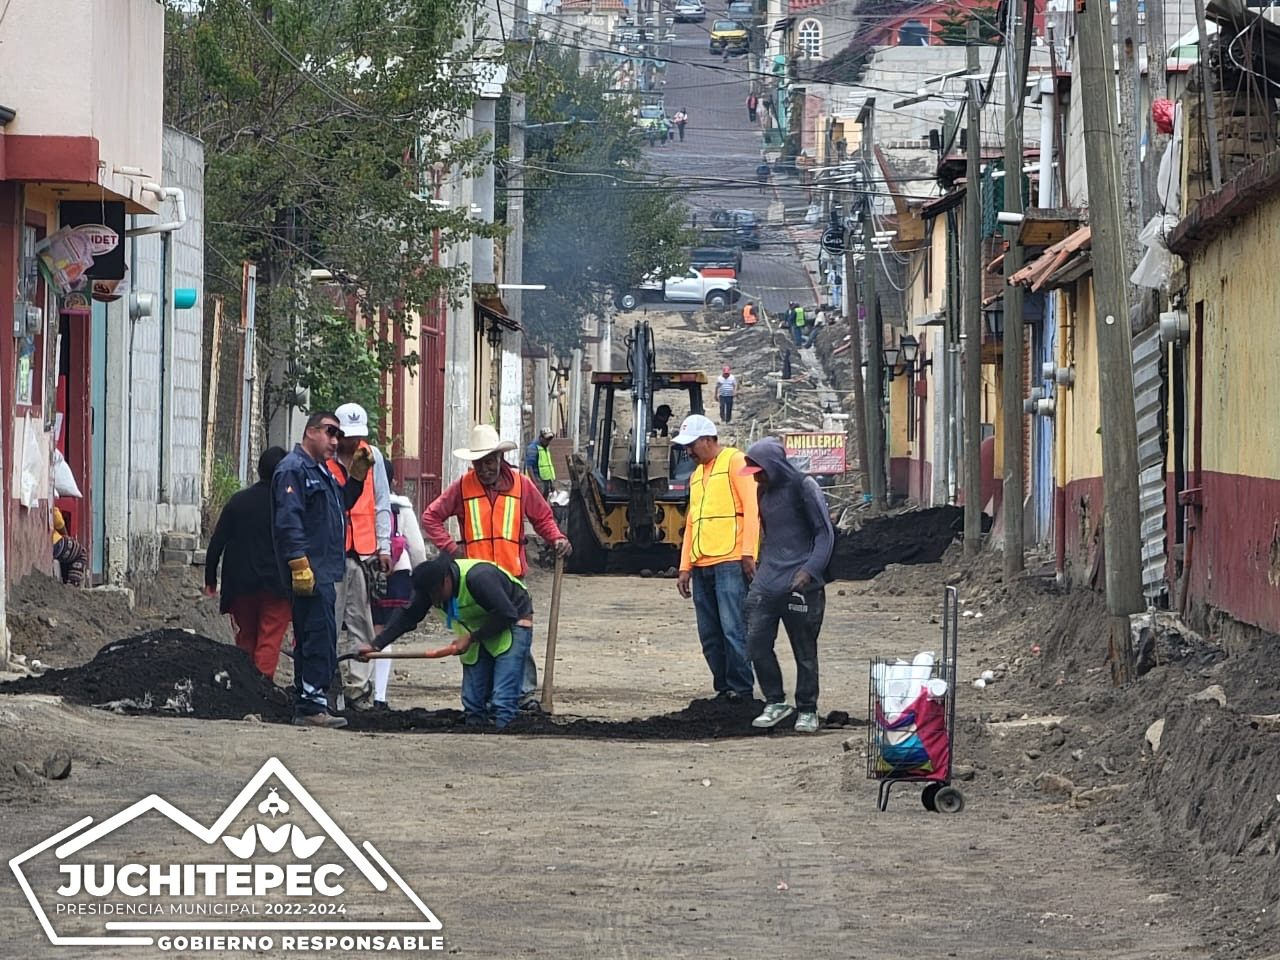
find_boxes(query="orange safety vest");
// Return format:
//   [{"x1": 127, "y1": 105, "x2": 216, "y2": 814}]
[
  {"x1": 460, "y1": 469, "x2": 524, "y2": 576},
  {"x1": 687, "y1": 447, "x2": 743, "y2": 564},
  {"x1": 742, "y1": 304, "x2": 758, "y2": 325},
  {"x1": 326, "y1": 443, "x2": 377, "y2": 556}
]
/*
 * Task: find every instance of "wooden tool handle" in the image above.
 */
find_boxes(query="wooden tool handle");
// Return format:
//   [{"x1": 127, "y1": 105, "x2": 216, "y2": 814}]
[{"x1": 540, "y1": 554, "x2": 565, "y2": 714}]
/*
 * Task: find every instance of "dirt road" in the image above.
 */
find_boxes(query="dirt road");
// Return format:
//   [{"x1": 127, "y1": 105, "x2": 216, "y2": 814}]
[{"x1": 0, "y1": 567, "x2": 1206, "y2": 960}]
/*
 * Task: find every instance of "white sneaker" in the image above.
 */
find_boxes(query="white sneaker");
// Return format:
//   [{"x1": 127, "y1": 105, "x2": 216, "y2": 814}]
[
  {"x1": 793, "y1": 711, "x2": 819, "y2": 734},
  {"x1": 752, "y1": 703, "x2": 795, "y2": 728}
]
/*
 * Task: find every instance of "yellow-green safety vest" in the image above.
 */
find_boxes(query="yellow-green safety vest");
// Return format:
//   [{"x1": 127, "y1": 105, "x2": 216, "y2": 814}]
[
  {"x1": 438, "y1": 559, "x2": 527, "y2": 666},
  {"x1": 687, "y1": 447, "x2": 743, "y2": 563},
  {"x1": 536, "y1": 444, "x2": 555, "y2": 481}
]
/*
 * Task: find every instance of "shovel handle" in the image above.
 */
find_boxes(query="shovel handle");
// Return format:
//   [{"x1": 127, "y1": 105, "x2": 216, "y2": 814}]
[{"x1": 345, "y1": 643, "x2": 463, "y2": 662}]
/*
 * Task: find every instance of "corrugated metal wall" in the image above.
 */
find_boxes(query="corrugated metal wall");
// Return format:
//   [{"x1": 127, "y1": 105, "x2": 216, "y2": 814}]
[{"x1": 1133, "y1": 325, "x2": 1167, "y2": 603}]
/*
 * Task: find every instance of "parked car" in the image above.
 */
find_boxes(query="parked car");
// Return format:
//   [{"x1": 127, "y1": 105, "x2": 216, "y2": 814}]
[
  {"x1": 674, "y1": 0, "x2": 706, "y2": 21},
  {"x1": 709, "y1": 18, "x2": 748, "y2": 51},
  {"x1": 726, "y1": 0, "x2": 754, "y2": 20},
  {"x1": 707, "y1": 208, "x2": 761, "y2": 249},
  {"x1": 618, "y1": 268, "x2": 739, "y2": 311},
  {"x1": 691, "y1": 245, "x2": 743, "y2": 274}
]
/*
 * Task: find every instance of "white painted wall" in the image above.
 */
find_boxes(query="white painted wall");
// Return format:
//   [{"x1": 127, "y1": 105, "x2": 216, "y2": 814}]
[
  {"x1": 102, "y1": 128, "x2": 205, "y2": 583},
  {"x1": 0, "y1": 0, "x2": 164, "y2": 212}
]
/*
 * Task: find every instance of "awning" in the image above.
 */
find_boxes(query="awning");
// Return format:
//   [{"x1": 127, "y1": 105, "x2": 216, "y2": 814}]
[{"x1": 1008, "y1": 226, "x2": 1092, "y2": 292}]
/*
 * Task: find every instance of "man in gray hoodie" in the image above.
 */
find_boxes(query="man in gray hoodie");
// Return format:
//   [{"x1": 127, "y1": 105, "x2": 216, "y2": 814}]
[{"x1": 738, "y1": 437, "x2": 835, "y2": 733}]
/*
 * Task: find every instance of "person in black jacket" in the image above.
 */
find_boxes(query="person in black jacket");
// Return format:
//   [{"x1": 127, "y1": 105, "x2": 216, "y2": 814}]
[{"x1": 205, "y1": 446, "x2": 291, "y2": 680}]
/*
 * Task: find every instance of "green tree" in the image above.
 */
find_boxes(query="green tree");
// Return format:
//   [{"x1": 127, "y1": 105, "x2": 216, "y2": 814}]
[
  {"x1": 500, "y1": 48, "x2": 693, "y2": 353},
  {"x1": 164, "y1": 0, "x2": 497, "y2": 434},
  {"x1": 936, "y1": 1, "x2": 1003, "y2": 44}
]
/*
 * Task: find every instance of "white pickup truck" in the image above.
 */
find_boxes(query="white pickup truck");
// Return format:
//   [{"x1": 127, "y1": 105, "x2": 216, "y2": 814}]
[{"x1": 618, "y1": 268, "x2": 739, "y2": 311}]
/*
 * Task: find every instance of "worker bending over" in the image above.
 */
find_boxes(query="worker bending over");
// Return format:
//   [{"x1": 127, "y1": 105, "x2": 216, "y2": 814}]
[{"x1": 359, "y1": 554, "x2": 533, "y2": 729}]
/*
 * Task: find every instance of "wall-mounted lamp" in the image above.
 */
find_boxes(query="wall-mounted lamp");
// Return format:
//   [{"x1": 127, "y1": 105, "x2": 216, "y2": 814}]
[{"x1": 983, "y1": 305, "x2": 1004, "y2": 340}]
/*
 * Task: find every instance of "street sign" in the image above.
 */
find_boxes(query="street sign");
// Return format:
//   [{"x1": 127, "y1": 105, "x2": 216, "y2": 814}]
[
  {"x1": 821, "y1": 226, "x2": 844, "y2": 255},
  {"x1": 783, "y1": 432, "x2": 847, "y2": 475}
]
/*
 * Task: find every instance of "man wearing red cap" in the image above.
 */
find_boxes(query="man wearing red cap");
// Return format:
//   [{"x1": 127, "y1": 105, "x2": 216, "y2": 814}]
[{"x1": 715, "y1": 365, "x2": 737, "y2": 424}]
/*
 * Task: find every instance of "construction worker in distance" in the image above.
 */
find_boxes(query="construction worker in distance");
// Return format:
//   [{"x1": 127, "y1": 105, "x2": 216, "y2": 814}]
[
  {"x1": 791, "y1": 301, "x2": 808, "y2": 347},
  {"x1": 739, "y1": 437, "x2": 835, "y2": 734},
  {"x1": 741, "y1": 301, "x2": 758, "y2": 326},
  {"x1": 524, "y1": 427, "x2": 557, "y2": 498},
  {"x1": 357, "y1": 553, "x2": 534, "y2": 729},
  {"x1": 422, "y1": 423, "x2": 571, "y2": 712},
  {"x1": 272, "y1": 411, "x2": 372, "y2": 729},
  {"x1": 326, "y1": 402, "x2": 392, "y2": 711},
  {"x1": 715, "y1": 365, "x2": 737, "y2": 424},
  {"x1": 674, "y1": 414, "x2": 760, "y2": 702}
]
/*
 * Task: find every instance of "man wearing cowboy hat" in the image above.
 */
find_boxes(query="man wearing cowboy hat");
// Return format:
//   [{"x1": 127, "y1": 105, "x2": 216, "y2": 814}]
[{"x1": 422, "y1": 424, "x2": 571, "y2": 710}]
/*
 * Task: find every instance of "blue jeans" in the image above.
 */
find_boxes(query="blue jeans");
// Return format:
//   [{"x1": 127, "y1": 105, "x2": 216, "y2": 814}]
[
  {"x1": 292, "y1": 581, "x2": 338, "y2": 717},
  {"x1": 691, "y1": 562, "x2": 754, "y2": 696},
  {"x1": 461, "y1": 625, "x2": 532, "y2": 728},
  {"x1": 791, "y1": 324, "x2": 805, "y2": 346}
]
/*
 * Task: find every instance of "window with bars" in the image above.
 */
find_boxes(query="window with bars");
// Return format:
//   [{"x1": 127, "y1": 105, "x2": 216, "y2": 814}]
[{"x1": 797, "y1": 18, "x2": 821, "y2": 58}]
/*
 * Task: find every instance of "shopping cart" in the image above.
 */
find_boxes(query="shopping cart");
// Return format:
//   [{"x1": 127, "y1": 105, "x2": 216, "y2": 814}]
[{"x1": 866, "y1": 586, "x2": 965, "y2": 814}]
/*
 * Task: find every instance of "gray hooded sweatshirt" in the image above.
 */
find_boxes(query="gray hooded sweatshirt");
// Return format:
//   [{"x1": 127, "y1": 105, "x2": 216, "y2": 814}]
[{"x1": 744, "y1": 437, "x2": 836, "y2": 598}]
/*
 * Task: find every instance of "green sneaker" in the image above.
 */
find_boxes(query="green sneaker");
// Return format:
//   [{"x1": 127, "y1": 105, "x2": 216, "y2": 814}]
[
  {"x1": 793, "y1": 712, "x2": 819, "y2": 734},
  {"x1": 752, "y1": 703, "x2": 795, "y2": 729}
]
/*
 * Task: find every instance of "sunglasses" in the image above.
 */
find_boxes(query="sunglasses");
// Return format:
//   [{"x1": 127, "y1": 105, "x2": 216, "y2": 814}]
[{"x1": 313, "y1": 423, "x2": 342, "y2": 438}]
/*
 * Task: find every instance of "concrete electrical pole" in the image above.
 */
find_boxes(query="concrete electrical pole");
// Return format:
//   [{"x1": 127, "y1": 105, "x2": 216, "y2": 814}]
[
  {"x1": 858, "y1": 99, "x2": 887, "y2": 508},
  {"x1": 1077, "y1": 0, "x2": 1146, "y2": 676},
  {"x1": 843, "y1": 242, "x2": 872, "y2": 498},
  {"x1": 962, "y1": 21, "x2": 983, "y2": 558},
  {"x1": 1001, "y1": 3, "x2": 1026, "y2": 576}
]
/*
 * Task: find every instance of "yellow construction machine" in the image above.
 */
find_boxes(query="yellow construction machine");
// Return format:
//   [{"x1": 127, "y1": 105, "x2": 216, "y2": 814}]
[{"x1": 564, "y1": 321, "x2": 707, "y2": 573}]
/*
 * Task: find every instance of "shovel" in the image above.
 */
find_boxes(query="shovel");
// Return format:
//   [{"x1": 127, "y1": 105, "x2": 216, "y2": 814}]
[{"x1": 336, "y1": 642, "x2": 466, "y2": 664}]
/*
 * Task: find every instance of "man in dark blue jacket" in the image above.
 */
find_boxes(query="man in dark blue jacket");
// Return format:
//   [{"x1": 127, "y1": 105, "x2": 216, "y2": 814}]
[
  {"x1": 272, "y1": 411, "x2": 371, "y2": 728},
  {"x1": 738, "y1": 436, "x2": 835, "y2": 733}
]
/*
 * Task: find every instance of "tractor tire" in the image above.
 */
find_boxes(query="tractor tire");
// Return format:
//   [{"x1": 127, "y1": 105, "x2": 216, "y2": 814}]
[
  {"x1": 564, "y1": 494, "x2": 608, "y2": 574},
  {"x1": 618, "y1": 291, "x2": 640, "y2": 311}
]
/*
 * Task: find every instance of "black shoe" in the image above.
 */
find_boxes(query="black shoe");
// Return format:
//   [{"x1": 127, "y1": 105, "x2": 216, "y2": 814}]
[
  {"x1": 714, "y1": 690, "x2": 744, "y2": 703},
  {"x1": 519, "y1": 699, "x2": 544, "y2": 714}
]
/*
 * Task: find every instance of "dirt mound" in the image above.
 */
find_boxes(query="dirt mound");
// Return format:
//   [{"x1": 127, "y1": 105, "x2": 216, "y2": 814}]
[
  {"x1": 2, "y1": 630, "x2": 291, "y2": 722},
  {"x1": 347, "y1": 696, "x2": 865, "y2": 739},
  {"x1": 829, "y1": 506, "x2": 963, "y2": 580},
  {"x1": 8, "y1": 568, "x2": 233, "y2": 670}
]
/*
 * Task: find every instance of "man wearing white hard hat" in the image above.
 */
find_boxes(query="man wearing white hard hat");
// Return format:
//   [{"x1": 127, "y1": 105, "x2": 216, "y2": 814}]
[
  {"x1": 422, "y1": 424, "x2": 571, "y2": 710},
  {"x1": 326, "y1": 402, "x2": 392, "y2": 708},
  {"x1": 674, "y1": 414, "x2": 759, "y2": 702}
]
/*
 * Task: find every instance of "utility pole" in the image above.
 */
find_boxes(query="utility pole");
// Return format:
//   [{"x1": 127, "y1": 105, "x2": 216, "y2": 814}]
[
  {"x1": 858, "y1": 98, "x2": 886, "y2": 508},
  {"x1": 1001, "y1": 0, "x2": 1026, "y2": 576},
  {"x1": 1116, "y1": 0, "x2": 1143, "y2": 271},
  {"x1": 962, "y1": 21, "x2": 983, "y2": 557},
  {"x1": 1077, "y1": 0, "x2": 1146, "y2": 677},
  {"x1": 504, "y1": 0, "x2": 528, "y2": 330},
  {"x1": 843, "y1": 242, "x2": 871, "y2": 498}
]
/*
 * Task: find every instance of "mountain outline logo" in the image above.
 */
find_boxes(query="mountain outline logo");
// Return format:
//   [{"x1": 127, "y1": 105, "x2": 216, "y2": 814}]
[{"x1": 8, "y1": 756, "x2": 442, "y2": 949}]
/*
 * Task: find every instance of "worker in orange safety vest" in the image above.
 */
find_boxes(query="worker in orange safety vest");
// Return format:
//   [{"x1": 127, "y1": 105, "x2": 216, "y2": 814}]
[
  {"x1": 326, "y1": 402, "x2": 392, "y2": 710},
  {"x1": 422, "y1": 424, "x2": 571, "y2": 710}
]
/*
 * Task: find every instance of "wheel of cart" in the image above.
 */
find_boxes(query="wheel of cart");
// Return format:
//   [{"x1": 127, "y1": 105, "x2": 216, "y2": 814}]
[{"x1": 866, "y1": 586, "x2": 964, "y2": 814}]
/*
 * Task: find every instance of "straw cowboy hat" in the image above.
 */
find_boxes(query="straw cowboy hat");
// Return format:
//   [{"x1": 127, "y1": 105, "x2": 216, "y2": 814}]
[{"x1": 453, "y1": 424, "x2": 518, "y2": 461}]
